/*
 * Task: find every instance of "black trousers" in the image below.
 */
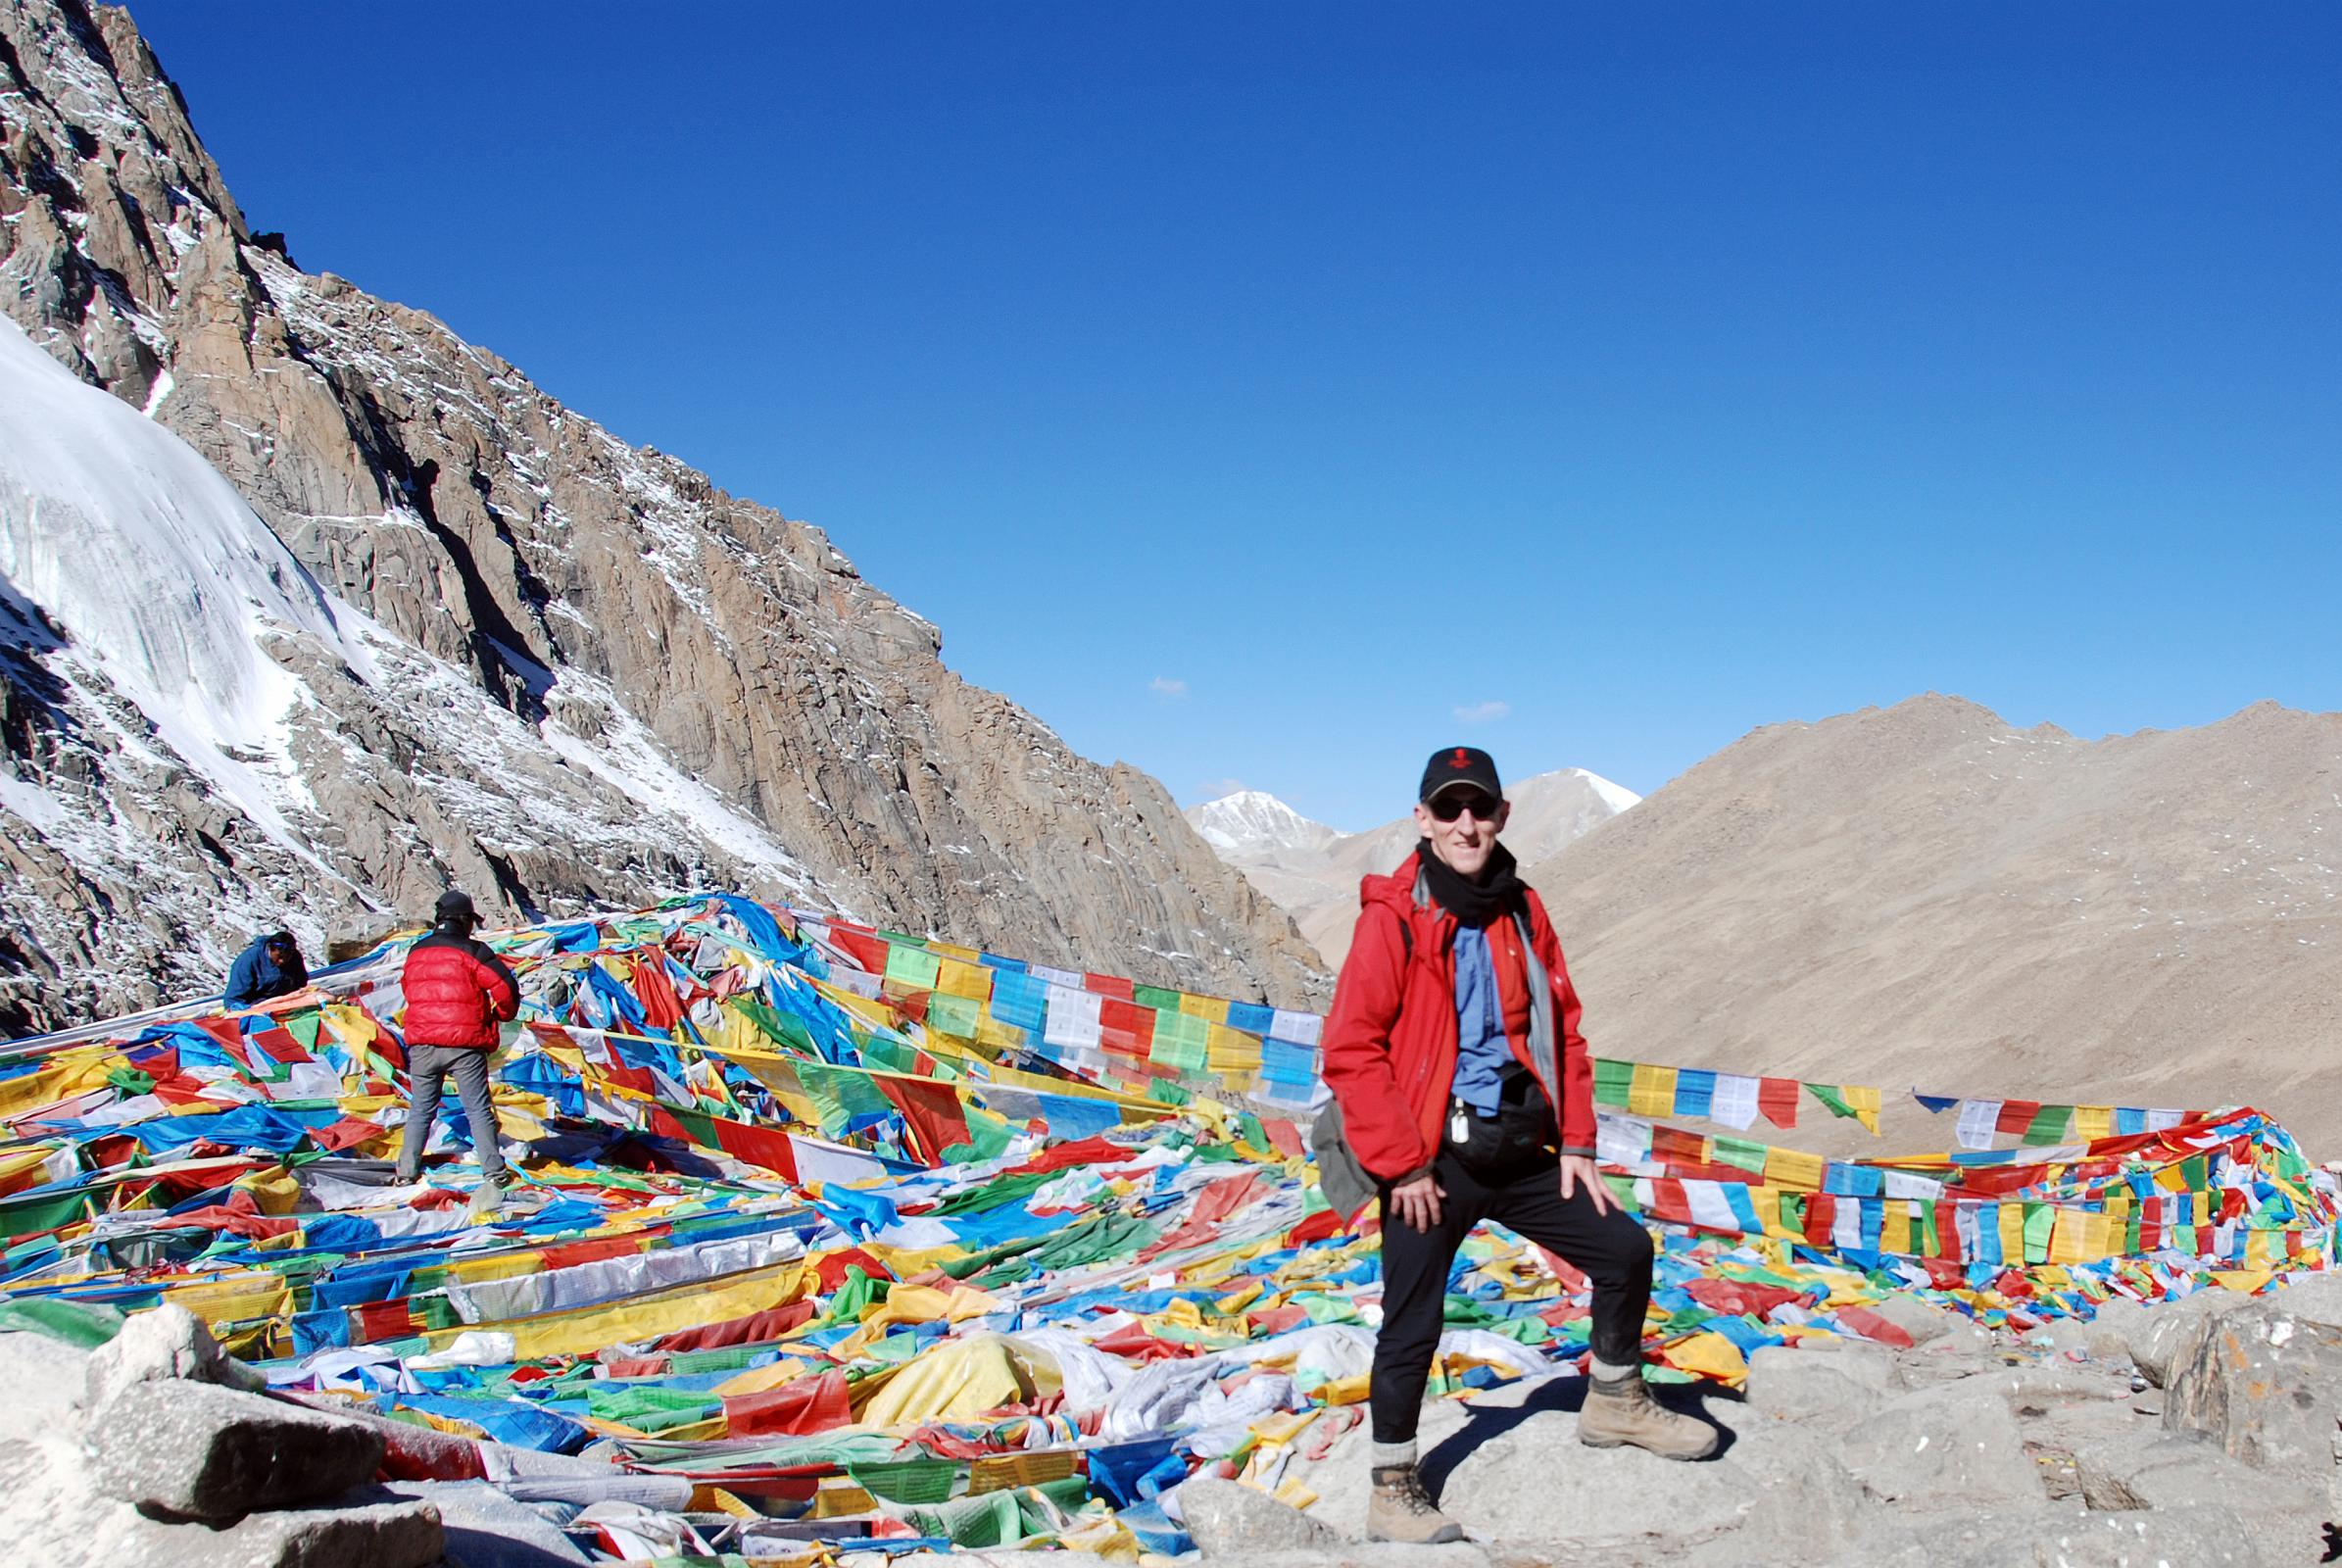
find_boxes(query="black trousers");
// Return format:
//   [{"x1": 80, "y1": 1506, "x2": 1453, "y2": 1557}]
[{"x1": 1370, "y1": 1147, "x2": 1655, "y2": 1445}]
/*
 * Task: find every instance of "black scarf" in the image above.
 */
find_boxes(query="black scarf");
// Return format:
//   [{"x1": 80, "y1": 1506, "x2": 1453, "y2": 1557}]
[{"x1": 1415, "y1": 838, "x2": 1527, "y2": 928}]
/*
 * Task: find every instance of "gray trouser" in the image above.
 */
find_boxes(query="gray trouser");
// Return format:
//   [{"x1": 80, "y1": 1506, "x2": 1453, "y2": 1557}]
[{"x1": 401, "y1": 1043, "x2": 506, "y2": 1181}]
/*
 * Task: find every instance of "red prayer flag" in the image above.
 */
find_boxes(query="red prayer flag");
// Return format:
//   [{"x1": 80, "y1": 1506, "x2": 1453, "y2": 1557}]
[
  {"x1": 1994, "y1": 1100, "x2": 2042, "y2": 1135},
  {"x1": 1757, "y1": 1078, "x2": 1800, "y2": 1129},
  {"x1": 724, "y1": 1369, "x2": 853, "y2": 1437},
  {"x1": 1098, "y1": 999, "x2": 1153, "y2": 1055},
  {"x1": 882, "y1": 1077, "x2": 972, "y2": 1164}
]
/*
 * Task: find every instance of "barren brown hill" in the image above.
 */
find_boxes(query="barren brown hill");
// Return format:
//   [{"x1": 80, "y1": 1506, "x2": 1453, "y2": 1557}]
[{"x1": 1527, "y1": 695, "x2": 2342, "y2": 1157}]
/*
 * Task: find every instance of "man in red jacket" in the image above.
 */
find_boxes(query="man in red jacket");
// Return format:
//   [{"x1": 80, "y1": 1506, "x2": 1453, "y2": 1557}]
[
  {"x1": 1320, "y1": 748, "x2": 1716, "y2": 1544},
  {"x1": 396, "y1": 890, "x2": 520, "y2": 1211}
]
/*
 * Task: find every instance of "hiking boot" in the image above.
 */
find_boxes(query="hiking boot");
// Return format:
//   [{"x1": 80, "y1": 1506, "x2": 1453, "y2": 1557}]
[
  {"x1": 393, "y1": 1159, "x2": 421, "y2": 1186},
  {"x1": 467, "y1": 1179, "x2": 507, "y2": 1217},
  {"x1": 1366, "y1": 1462, "x2": 1464, "y2": 1544},
  {"x1": 1579, "y1": 1373, "x2": 1721, "y2": 1460}
]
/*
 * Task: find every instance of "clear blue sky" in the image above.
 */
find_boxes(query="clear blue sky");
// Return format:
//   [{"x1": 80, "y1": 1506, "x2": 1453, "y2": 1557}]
[{"x1": 133, "y1": 3, "x2": 2340, "y2": 831}]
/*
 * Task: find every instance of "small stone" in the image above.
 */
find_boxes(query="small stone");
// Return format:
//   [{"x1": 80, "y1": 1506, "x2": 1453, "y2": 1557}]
[
  {"x1": 88, "y1": 1379, "x2": 385, "y2": 1520},
  {"x1": 1176, "y1": 1475, "x2": 1345, "y2": 1556}
]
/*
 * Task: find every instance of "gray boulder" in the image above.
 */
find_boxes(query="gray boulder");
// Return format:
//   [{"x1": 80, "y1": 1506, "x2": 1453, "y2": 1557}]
[
  {"x1": 1743, "y1": 1344, "x2": 1894, "y2": 1423},
  {"x1": 88, "y1": 1379, "x2": 385, "y2": 1520},
  {"x1": 134, "y1": 1497, "x2": 445, "y2": 1568},
  {"x1": 1174, "y1": 1475, "x2": 1346, "y2": 1556},
  {"x1": 0, "y1": 1330, "x2": 89, "y2": 1442},
  {"x1": 1861, "y1": 1294, "x2": 1960, "y2": 1347},
  {"x1": 2262, "y1": 1270, "x2": 2342, "y2": 1329},
  {"x1": 1864, "y1": 1503, "x2": 2268, "y2": 1568},
  {"x1": 2164, "y1": 1298, "x2": 2342, "y2": 1471},
  {"x1": 83, "y1": 1302, "x2": 266, "y2": 1410},
  {"x1": 1836, "y1": 1384, "x2": 2041, "y2": 1505},
  {"x1": 2126, "y1": 1287, "x2": 2252, "y2": 1388}
]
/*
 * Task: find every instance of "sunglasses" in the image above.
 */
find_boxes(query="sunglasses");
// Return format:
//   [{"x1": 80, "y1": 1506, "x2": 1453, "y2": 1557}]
[{"x1": 1427, "y1": 792, "x2": 1502, "y2": 822}]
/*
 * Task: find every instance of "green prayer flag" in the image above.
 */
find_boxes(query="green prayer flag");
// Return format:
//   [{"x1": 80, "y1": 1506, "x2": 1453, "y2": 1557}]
[
  {"x1": 925, "y1": 993, "x2": 981, "y2": 1039},
  {"x1": 2021, "y1": 1201, "x2": 2056, "y2": 1263},
  {"x1": 1806, "y1": 1083, "x2": 1856, "y2": 1120},
  {"x1": 735, "y1": 999, "x2": 814, "y2": 1054},
  {"x1": 1593, "y1": 1057, "x2": 1634, "y2": 1108},
  {"x1": 1713, "y1": 1137, "x2": 1768, "y2": 1175},
  {"x1": 2022, "y1": 1104, "x2": 2074, "y2": 1146},
  {"x1": 0, "y1": 1297, "x2": 123, "y2": 1348},
  {"x1": 883, "y1": 943, "x2": 942, "y2": 991}
]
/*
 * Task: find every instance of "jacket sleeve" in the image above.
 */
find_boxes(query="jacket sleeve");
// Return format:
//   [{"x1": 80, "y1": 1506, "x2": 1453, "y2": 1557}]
[
  {"x1": 471, "y1": 945, "x2": 521, "y2": 1023},
  {"x1": 1319, "y1": 903, "x2": 1432, "y2": 1181},
  {"x1": 1530, "y1": 897, "x2": 1597, "y2": 1156},
  {"x1": 222, "y1": 946, "x2": 263, "y2": 1008}
]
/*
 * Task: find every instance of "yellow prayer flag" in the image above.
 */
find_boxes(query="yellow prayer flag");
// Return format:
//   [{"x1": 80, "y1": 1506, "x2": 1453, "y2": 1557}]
[
  {"x1": 1628, "y1": 1063, "x2": 1679, "y2": 1118},
  {"x1": 1763, "y1": 1148, "x2": 1826, "y2": 1191},
  {"x1": 1180, "y1": 993, "x2": 1232, "y2": 1025},
  {"x1": 936, "y1": 957, "x2": 993, "y2": 1002},
  {"x1": 2074, "y1": 1104, "x2": 2115, "y2": 1144}
]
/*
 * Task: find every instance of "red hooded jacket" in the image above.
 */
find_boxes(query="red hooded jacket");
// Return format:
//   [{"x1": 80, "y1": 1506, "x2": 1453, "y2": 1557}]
[
  {"x1": 400, "y1": 931, "x2": 520, "y2": 1050},
  {"x1": 1319, "y1": 852, "x2": 1597, "y2": 1181}
]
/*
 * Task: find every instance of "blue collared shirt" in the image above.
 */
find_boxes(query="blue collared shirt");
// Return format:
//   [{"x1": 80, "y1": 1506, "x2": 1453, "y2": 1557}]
[{"x1": 1449, "y1": 924, "x2": 1509, "y2": 1114}]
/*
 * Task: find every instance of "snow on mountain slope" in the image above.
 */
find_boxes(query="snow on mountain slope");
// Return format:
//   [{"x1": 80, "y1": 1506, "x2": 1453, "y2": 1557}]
[
  {"x1": 1189, "y1": 767, "x2": 1641, "y2": 966},
  {"x1": 0, "y1": 315, "x2": 363, "y2": 853},
  {"x1": 1185, "y1": 790, "x2": 1346, "y2": 861},
  {"x1": 0, "y1": 309, "x2": 824, "y2": 1027}
]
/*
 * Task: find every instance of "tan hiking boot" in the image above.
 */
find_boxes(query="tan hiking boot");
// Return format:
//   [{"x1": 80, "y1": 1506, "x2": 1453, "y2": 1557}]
[
  {"x1": 1579, "y1": 1374, "x2": 1721, "y2": 1460},
  {"x1": 1367, "y1": 1462, "x2": 1465, "y2": 1544}
]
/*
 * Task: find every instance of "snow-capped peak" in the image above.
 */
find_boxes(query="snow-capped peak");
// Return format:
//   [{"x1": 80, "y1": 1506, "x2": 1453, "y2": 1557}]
[
  {"x1": 1185, "y1": 789, "x2": 1346, "y2": 859},
  {"x1": 1561, "y1": 767, "x2": 1641, "y2": 815}
]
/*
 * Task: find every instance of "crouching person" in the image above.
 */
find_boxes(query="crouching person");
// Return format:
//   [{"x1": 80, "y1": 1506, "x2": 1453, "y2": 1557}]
[{"x1": 1317, "y1": 748, "x2": 1717, "y2": 1545}]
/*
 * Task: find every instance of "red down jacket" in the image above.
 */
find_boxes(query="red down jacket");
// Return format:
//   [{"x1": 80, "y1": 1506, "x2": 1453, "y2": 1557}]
[
  {"x1": 400, "y1": 931, "x2": 519, "y2": 1049},
  {"x1": 1319, "y1": 851, "x2": 1597, "y2": 1181}
]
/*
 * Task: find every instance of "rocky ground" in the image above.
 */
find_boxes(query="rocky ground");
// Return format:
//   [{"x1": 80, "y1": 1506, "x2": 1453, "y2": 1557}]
[{"x1": 10, "y1": 1280, "x2": 2340, "y2": 1567}]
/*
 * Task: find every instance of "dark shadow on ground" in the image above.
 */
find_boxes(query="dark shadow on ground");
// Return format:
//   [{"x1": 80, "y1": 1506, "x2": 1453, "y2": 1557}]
[{"x1": 1419, "y1": 1377, "x2": 1739, "y2": 1495}]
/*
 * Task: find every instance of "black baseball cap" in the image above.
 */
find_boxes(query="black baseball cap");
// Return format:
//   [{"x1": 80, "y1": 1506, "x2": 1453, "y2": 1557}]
[
  {"x1": 433, "y1": 890, "x2": 478, "y2": 923},
  {"x1": 1419, "y1": 746, "x2": 1502, "y2": 804}
]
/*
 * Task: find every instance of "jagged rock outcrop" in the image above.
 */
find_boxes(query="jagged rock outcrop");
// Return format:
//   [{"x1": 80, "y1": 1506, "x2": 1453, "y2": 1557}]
[{"x1": 0, "y1": 0, "x2": 1324, "y2": 1031}]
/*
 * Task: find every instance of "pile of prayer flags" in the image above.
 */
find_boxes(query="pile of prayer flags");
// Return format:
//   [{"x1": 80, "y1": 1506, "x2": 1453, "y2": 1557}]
[{"x1": 0, "y1": 892, "x2": 2330, "y2": 1561}]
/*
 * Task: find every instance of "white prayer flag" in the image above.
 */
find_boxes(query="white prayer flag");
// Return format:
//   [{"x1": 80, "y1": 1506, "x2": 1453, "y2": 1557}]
[
  {"x1": 1955, "y1": 1100, "x2": 2003, "y2": 1151},
  {"x1": 1706, "y1": 1074, "x2": 1762, "y2": 1131},
  {"x1": 1043, "y1": 985, "x2": 1103, "y2": 1050}
]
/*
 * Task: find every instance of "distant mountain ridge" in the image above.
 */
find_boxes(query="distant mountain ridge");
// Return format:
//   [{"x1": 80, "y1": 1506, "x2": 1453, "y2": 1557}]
[
  {"x1": 1527, "y1": 694, "x2": 2342, "y2": 1156},
  {"x1": 1186, "y1": 768, "x2": 1643, "y2": 965},
  {"x1": 0, "y1": 0, "x2": 1325, "y2": 1030}
]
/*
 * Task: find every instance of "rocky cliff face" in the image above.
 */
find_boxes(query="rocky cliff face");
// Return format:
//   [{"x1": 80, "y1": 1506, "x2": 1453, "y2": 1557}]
[{"x1": 0, "y1": 0, "x2": 1324, "y2": 1030}]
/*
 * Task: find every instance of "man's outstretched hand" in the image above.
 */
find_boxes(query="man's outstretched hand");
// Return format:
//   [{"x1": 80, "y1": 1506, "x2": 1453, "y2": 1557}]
[
  {"x1": 1389, "y1": 1171, "x2": 1445, "y2": 1230},
  {"x1": 1558, "y1": 1154, "x2": 1619, "y2": 1215}
]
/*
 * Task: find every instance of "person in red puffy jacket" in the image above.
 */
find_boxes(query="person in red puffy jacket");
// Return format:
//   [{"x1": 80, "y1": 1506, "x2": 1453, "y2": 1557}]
[
  {"x1": 396, "y1": 890, "x2": 519, "y2": 1208},
  {"x1": 1320, "y1": 748, "x2": 1718, "y2": 1544}
]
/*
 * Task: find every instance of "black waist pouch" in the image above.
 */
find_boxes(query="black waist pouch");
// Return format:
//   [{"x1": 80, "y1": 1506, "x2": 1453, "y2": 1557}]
[{"x1": 1444, "y1": 1065, "x2": 1558, "y2": 1180}]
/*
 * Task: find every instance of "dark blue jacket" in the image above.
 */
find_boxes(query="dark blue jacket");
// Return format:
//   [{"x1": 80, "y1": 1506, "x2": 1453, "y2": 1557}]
[{"x1": 224, "y1": 938, "x2": 307, "y2": 1009}]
